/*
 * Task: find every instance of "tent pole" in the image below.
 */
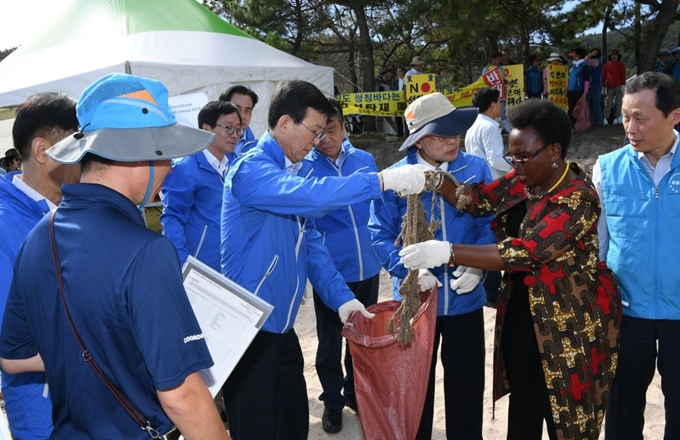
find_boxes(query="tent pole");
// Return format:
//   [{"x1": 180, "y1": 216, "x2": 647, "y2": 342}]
[{"x1": 125, "y1": 61, "x2": 132, "y2": 74}]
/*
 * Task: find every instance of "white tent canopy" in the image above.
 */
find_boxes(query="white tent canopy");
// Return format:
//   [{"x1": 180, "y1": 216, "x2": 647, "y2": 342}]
[{"x1": 0, "y1": 0, "x2": 333, "y2": 150}]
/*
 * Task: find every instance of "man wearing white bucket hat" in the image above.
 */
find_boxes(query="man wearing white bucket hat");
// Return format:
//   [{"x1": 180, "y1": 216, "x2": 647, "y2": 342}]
[
  {"x1": 0, "y1": 73, "x2": 229, "y2": 440},
  {"x1": 369, "y1": 92, "x2": 495, "y2": 439}
]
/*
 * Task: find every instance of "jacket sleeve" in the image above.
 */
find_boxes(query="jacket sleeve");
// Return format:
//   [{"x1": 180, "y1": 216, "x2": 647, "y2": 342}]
[
  {"x1": 368, "y1": 190, "x2": 409, "y2": 280},
  {"x1": 470, "y1": 164, "x2": 497, "y2": 246},
  {"x1": 231, "y1": 158, "x2": 382, "y2": 218},
  {"x1": 160, "y1": 160, "x2": 196, "y2": 265},
  {"x1": 304, "y1": 220, "x2": 355, "y2": 311}
]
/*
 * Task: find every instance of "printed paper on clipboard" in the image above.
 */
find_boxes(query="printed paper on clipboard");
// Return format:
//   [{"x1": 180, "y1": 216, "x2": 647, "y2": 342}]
[{"x1": 181, "y1": 256, "x2": 273, "y2": 397}]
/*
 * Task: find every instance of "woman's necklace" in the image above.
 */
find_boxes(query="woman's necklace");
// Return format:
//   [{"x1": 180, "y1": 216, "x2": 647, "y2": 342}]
[{"x1": 524, "y1": 161, "x2": 571, "y2": 201}]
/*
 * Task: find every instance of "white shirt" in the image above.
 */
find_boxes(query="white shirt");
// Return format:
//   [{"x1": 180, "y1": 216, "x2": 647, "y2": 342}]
[
  {"x1": 405, "y1": 68, "x2": 421, "y2": 76},
  {"x1": 592, "y1": 132, "x2": 678, "y2": 261},
  {"x1": 415, "y1": 151, "x2": 448, "y2": 171},
  {"x1": 284, "y1": 156, "x2": 303, "y2": 176},
  {"x1": 202, "y1": 149, "x2": 229, "y2": 178},
  {"x1": 465, "y1": 113, "x2": 512, "y2": 179},
  {"x1": 397, "y1": 77, "x2": 405, "y2": 91},
  {"x1": 12, "y1": 174, "x2": 57, "y2": 211}
]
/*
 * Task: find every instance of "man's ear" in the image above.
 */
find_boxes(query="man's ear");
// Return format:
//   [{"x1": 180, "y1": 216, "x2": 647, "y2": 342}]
[
  {"x1": 670, "y1": 107, "x2": 680, "y2": 127},
  {"x1": 30, "y1": 137, "x2": 51, "y2": 165}
]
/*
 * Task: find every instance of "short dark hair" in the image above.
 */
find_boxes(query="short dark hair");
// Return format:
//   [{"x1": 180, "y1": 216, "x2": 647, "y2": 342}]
[
  {"x1": 12, "y1": 92, "x2": 78, "y2": 161},
  {"x1": 507, "y1": 99, "x2": 572, "y2": 159},
  {"x1": 267, "y1": 80, "x2": 335, "y2": 129},
  {"x1": 624, "y1": 71, "x2": 680, "y2": 117},
  {"x1": 219, "y1": 85, "x2": 259, "y2": 108},
  {"x1": 491, "y1": 51, "x2": 502, "y2": 59},
  {"x1": 590, "y1": 48, "x2": 601, "y2": 58},
  {"x1": 472, "y1": 87, "x2": 500, "y2": 113},
  {"x1": 197, "y1": 101, "x2": 241, "y2": 129},
  {"x1": 327, "y1": 99, "x2": 344, "y2": 123},
  {"x1": 574, "y1": 48, "x2": 587, "y2": 59}
]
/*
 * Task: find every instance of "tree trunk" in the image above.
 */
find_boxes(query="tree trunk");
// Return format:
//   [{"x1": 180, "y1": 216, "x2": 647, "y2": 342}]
[
  {"x1": 354, "y1": 4, "x2": 377, "y2": 131},
  {"x1": 637, "y1": 0, "x2": 680, "y2": 74}
]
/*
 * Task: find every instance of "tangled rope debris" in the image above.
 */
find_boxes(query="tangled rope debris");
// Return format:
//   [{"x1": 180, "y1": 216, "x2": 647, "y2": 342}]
[{"x1": 388, "y1": 169, "x2": 454, "y2": 344}]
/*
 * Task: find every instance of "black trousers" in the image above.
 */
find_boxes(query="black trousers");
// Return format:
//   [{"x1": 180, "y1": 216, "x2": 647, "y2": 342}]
[
  {"x1": 395, "y1": 116, "x2": 405, "y2": 136},
  {"x1": 312, "y1": 274, "x2": 380, "y2": 410},
  {"x1": 416, "y1": 309, "x2": 485, "y2": 440},
  {"x1": 502, "y1": 290, "x2": 558, "y2": 440},
  {"x1": 605, "y1": 316, "x2": 680, "y2": 440},
  {"x1": 222, "y1": 329, "x2": 308, "y2": 440}
]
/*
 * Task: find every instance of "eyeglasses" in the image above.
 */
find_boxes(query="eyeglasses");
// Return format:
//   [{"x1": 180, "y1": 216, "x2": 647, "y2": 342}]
[
  {"x1": 422, "y1": 135, "x2": 458, "y2": 144},
  {"x1": 214, "y1": 124, "x2": 245, "y2": 137},
  {"x1": 503, "y1": 144, "x2": 550, "y2": 167},
  {"x1": 299, "y1": 121, "x2": 327, "y2": 143}
]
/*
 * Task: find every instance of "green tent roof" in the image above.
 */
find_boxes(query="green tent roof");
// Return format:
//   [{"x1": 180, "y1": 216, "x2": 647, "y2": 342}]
[{"x1": 20, "y1": 0, "x2": 252, "y2": 54}]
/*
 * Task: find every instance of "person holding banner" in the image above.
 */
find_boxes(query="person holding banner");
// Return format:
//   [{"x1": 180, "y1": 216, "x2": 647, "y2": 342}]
[
  {"x1": 406, "y1": 55, "x2": 424, "y2": 76},
  {"x1": 543, "y1": 52, "x2": 564, "y2": 98},
  {"x1": 484, "y1": 51, "x2": 513, "y2": 133},
  {"x1": 369, "y1": 92, "x2": 495, "y2": 440},
  {"x1": 219, "y1": 80, "x2": 427, "y2": 440},
  {"x1": 399, "y1": 98, "x2": 621, "y2": 440}
]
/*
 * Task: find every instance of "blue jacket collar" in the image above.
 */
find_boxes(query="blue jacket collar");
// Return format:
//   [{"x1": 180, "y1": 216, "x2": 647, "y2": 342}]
[{"x1": 0, "y1": 175, "x2": 51, "y2": 216}]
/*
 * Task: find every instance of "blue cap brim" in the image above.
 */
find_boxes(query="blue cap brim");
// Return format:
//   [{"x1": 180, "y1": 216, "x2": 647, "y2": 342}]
[{"x1": 399, "y1": 107, "x2": 478, "y2": 151}]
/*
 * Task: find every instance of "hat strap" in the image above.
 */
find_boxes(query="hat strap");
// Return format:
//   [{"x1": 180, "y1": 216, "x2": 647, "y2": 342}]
[{"x1": 138, "y1": 161, "x2": 155, "y2": 212}]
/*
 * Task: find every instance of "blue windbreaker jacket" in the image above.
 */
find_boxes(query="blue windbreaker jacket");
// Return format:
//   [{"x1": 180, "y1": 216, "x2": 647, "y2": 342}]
[
  {"x1": 0, "y1": 174, "x2": 53, "y2": 439},
  {"x1": 220, "y1": 131, "x2": 383, "y2": 333},
  {"x1": 304, "y1": 140, "x2": 382, "y2": 282},
  {"x1": 369, "y1": 148, "x2": 496, "y2": 316},
  {"x1": 160, "y1": 152, "x2": 224, "y2": 271}
]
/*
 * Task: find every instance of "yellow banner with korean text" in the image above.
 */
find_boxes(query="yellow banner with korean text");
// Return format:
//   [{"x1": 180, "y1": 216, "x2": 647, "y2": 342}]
[
  {"x1": 503, "y1": 65, "x2": 525, "y2": 108},
  {"x1": 338, "y1": 69, "x2": 506, "y2": 116},
  {"x1": 546, "y1": 64, "x2": 569, "y2": 110}
]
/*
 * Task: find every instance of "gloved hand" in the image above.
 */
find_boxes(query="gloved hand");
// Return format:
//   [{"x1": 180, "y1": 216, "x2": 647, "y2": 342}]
[
  {"x1": 338, "y1": 299, "x2": 375, "y2": 324},
  {"x1": 381, "y1": 164, "x2": 427, "y2": 195},
  {"x1": 417, "y1": 269, "x2": 443, "y2": 292},
  {"x1": 450, "y1": 266, "x2": 483, "y2": 294},
  {"x1": 583, "y1": 81, "x2": 590, "y2": 95},
  {"x1": 399, "y1": 239, "x2": 451, "y2": 270}
]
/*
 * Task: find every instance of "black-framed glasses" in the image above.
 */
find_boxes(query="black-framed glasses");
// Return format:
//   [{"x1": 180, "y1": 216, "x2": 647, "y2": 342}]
[
  {"x1": 299, "y1": 121, "x2": 327, "y2": 143},
  {"x1": 215, "y1": 124, "x2": 245, "y2": 137},
  {"x1": 503, "y1": 144, "x2": 550, "y2": 167}
]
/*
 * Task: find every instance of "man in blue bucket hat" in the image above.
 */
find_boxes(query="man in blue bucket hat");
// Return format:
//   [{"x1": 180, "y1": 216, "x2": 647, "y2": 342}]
[{"x1": 0, "y1": 73, "x2": 230, "y2": 440}]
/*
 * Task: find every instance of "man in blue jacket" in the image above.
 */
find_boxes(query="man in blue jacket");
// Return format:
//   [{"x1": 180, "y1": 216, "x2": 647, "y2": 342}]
[
  {"x1": 369, "y1": 92, "x2": 495, "y2": 440},
  {"x1": 0, "y1": 92, "x2": 80, "y2": 440},
  {"x1": 219, "y1": 80, "x2": 427, "y2": 440},
  {"x1": 161, "y1": 100, "x2": 242, "y2": 270},
  {"x1": 304, "y1": 99, "x2": 382, "y2": 433},
  {"x1": 220, "y1": 85, "x2": 259, "y2": 156},
  {"x1": 594, "y1": 71, "x2": 680, "y2": 439}
]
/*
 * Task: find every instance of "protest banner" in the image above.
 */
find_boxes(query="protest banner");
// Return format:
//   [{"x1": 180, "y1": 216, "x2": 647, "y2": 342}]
[
  {"x1": 504, "y1": 64, "x2": 525, "y2": 108},
  {"x1": 547, "y1": 64, "x2": 569, "y2": 110}
]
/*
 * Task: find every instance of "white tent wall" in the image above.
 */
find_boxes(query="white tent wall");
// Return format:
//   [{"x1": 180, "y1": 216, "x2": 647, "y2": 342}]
[{"x1": 0, "y1": 1, "x2": 334, "y2": 149}]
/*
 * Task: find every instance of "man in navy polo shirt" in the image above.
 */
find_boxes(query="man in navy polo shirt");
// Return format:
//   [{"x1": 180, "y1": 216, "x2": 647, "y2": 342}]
[{"x1": 0, "y1": 74, "x2": 230, "y2": 440}]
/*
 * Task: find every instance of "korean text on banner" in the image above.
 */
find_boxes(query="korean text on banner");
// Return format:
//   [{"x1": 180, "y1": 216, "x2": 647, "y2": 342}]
[
  {"x1": 337, "y1": 91, "x2": 405, "y2": 117},
  {"x1": 504, "y1": 64, "x2": 525, "y2": 108},
  {"x1": 547, "y1": 64, "x2": 569, "y2": 110}
]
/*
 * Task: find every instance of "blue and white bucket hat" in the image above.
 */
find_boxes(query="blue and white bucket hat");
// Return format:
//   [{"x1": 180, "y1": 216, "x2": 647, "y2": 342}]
[{"x1": 47, "y1": 73, "x2": 214, "y2": 164}]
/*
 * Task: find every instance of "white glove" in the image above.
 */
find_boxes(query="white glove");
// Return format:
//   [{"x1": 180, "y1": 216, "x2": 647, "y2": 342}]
[
  {"x1": 381, "y1": 164, "x2": 427, "y2": 195},
  {"x1": 450, "y1": 266, "x2": 483, "y2": 294},
  {"x1": 338, "y1": 299, "x2": 375, "y2": 324},
  {"x1": 399, "y1": 240, "x2": 451, "y2": 270},
  {"x1": 417, "y1": 269, "x2": 443, "y2": 292}
]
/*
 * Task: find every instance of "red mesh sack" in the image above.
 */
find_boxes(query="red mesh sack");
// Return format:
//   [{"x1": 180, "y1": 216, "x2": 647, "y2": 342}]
[
  {"x1": 574, "y1": 94, "x2": 591, "y2": 133},
  {"x1": 341, "y1": 289, "x2": 438, "y2": 440}
]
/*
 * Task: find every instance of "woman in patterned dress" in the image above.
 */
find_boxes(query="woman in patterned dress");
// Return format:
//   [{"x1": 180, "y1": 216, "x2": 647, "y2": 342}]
[{"x1": 399, "y1": 99, "x2": 621, "y2": 440}]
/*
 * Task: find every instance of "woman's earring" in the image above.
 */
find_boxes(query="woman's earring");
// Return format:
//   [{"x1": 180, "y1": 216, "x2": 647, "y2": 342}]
[{"x1": 551, "y1": 161, "x2": 558, "y2": 169}]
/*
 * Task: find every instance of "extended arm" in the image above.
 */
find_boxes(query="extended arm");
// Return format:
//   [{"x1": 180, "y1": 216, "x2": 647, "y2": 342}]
[{"x1": 157, "y1": 372, "x2": 230, "y2": 439}]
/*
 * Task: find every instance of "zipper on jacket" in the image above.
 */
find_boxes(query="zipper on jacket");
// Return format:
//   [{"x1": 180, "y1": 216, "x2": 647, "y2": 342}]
[
  {"x1": 284, "y1": 216, "x2": 306, "y2": 330},
  {"x1": 253, "y1": 255, "x2": 279, "y2": 297}
]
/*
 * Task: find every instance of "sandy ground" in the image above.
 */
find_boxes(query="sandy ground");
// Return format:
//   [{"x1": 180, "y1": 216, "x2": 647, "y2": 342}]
[
  {"x1": 301, "y1": 124, "x2": 665, "y2": 439},
  {"x1": 298, "y1": 271, "x2": 665, "y2": 440}
]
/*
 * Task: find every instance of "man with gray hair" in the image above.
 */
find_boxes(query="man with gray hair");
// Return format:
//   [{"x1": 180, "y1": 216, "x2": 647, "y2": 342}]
[{"x1": 0, "y1": 73, "x2": 229, "y2": 439}]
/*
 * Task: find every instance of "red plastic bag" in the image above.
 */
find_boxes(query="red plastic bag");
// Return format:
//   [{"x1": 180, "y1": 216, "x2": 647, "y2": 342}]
[
  {"x1": 341, "y1": 289, "x2": 438, "y2": 440},
  {"x1": 574, "y1": 94, "x2": 591, "y2": 133}
]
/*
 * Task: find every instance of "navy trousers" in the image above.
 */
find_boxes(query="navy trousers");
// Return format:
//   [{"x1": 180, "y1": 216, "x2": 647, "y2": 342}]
[
  {"x1": 222, "y1": 329, "x2": 308, "y2": 440},
  {"x1": 605, "y1": 316, "x2": 680, "y2": 440},
  {"x1": 312, "y1": 274, "x2": 380, "y2": 410},
  {"x1": 416, "y1": 308, "x2": 485, "y2": 440}
]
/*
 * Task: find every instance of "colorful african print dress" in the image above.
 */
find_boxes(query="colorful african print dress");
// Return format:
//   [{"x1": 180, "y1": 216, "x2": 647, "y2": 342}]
[{"x1": 469, "y1": 163, "x2": 621, "y2": 440}]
